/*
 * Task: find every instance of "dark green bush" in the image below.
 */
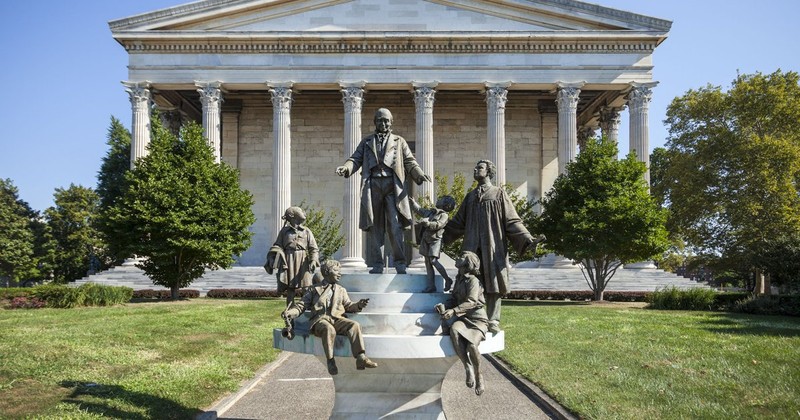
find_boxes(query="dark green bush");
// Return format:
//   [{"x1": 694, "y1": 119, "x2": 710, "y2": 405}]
[
  {"x1": 646, "y1": 286, "x2": 718, "y2": 310},
  {"x1": 503, "y1": 290, "x2": 650, "y2": 302},
  {"x1": 78, "y1": 283, "x2": 133, "y2": 306},
  {"x1": 131, "y1": 289, "x2": 200, "y2": 299},
  {"x1": 206, "y1": 289, "x2": 280, "y2": 299},
  {"x1": 31, "y1": 284, "x2": 85, "y2": 308},
  {"x1": 733, "y1": 295, "x2": 800, "y2": 317}
]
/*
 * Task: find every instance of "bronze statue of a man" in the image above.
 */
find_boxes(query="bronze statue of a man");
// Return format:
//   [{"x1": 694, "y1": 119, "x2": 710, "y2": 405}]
[
  {"x1": 443, "y1": 159, "x2": 544, "y2": 333},
  {"x1": 336, "y1": 108, "x2": 430, "y2": 274}
]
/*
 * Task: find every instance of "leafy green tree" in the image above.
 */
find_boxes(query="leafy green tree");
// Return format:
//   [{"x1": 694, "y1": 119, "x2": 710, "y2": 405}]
[
  {"x1": 46, "y1": 184, "x2": 104, "y2": 283},
  {"x1": 299, "y1": 201, "x2": 344, "y2": 261},
  {"x1": 108, "y1": 120, "x2": 255, "y2": 299},
  {"x1": 96, "y1": 117, "x2": 132, "y2": 263},
  {"x1": 0, "y1": 179, "x2": 37, "y2": 284},
  {"x1": 434, "y1": 171, "x2": 471, "y2": 259},
  {"x1": 537, "y1": 137, "x2": 670, "y2": 301},
  {"x1": 662, "y1": 70, "x2": 800, "y2": 281}
]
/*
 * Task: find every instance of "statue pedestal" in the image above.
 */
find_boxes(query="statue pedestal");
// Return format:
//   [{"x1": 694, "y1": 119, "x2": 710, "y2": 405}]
[{"x1": 273, "y1": 272, "x2": 504, "y2": 419}]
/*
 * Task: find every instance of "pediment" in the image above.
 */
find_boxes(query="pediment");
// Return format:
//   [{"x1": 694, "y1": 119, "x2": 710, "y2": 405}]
[{"x1": 110, "y1": 0, "x2": 671, "y2": 34}]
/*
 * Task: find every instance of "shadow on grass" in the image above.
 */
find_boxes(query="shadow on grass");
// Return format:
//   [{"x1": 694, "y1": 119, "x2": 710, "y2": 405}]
[
  {"x1": 698, "y1": 313, "x2": 800, "y2": 338},
  {"x1": 59, "y1": 380, "x2": 200, "y2": 419}
]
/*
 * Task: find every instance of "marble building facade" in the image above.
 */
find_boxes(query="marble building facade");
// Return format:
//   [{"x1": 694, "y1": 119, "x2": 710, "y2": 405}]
[{"x1": 111, "y1": 0, "x2": 670, "y2": 266}]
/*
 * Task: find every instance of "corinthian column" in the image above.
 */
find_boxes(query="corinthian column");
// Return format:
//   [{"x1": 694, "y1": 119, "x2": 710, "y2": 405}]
[
  {"x1": 268, "y1": 82, "x2": 293, "y2": 241},
  {"x1": 196, "y1": 81, "x2": 224, "y2": 163},
  {"x1": 599, "y1": 106, "x2": 622, "y2": 144},
  {"x1": 627, "y1": 82, "x2": 657, "y2": 186},
  {"x1": 339, "y1": 82, "x2": 367, "y2": 268},
  {"x1": 485, "y1": 83, "x2": 510, "y2": 186},
  {"x1": 413, "y1": 82, "x2": 437, "y2": 202},
  {"x1": 555, "y1": 82, "x2": 583, "y2": 175},
  {"x1": 626, "y1": 82, "x2": 659, "y2": 270},
  {"x1": 123, "y1": 81, "x2": 151, "y2": 169}
]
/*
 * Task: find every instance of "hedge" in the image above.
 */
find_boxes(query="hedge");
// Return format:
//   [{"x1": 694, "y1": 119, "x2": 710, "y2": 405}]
[
  {"x1": 206, "y1": 289, "x2": 280, "y2": 299},
  {"x1": 131, "y1": 289, "x2": 201, "y2": 299},
  {"x1": 28, "y1": 283, "x2": 133, "y2": 308},
  {"x1": 504, "y1": 290, "x2": 650, "y2": 302}
]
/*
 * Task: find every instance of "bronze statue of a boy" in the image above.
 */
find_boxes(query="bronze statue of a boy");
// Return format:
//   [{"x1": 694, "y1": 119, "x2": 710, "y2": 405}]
[
  {"x1": 410, "y1": 196, "x2": 456, "y2": 292},
  {"x1": 282, "y1": 259, "x2": 378, "y2": 375}
]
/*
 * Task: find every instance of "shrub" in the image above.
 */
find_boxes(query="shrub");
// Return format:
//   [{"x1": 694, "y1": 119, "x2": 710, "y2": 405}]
[
  {"x1": 206, "y1": 289, "x2": 280, "y2": 299},
  {"x1": 0, "y1": 288, "x2": 33, "y2": 300},
  {"x1": 29, "y1": 283, "x2": 133, "y2": 308},
  {"x1": 733, "y1": 295, "x2": 800, "y2": 317},
  {"x1": 9, "y1": 296, "x2": 46, "y2": 309},
  {"x1": 503, "y1": 290, "x2": 650, "y2": 302},
  {"x1": 646, "y1": 286, "x2": 718, "y2": 310},
  {"x1": 131, "y1": 289, "x2": 200, "y2": 299}
]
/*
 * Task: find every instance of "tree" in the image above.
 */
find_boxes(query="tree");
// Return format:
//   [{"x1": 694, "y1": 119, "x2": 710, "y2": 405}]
[
  {"x1": 662, "y1": 70, "x2": 800, "y2": 282},
  {"x1": 108, "y1": 120, "x2": 255, "y2": 299},
  {"x1": 299, "y1": 201, "x2": 344, "y2": 262},
  {"x1": 45, "y1": 184, "x2": 104, "y2": 283},
  {"x1": 0, "y1": 179, "x2": 36, "y2": 284},
  {"x1": 536, "y1": 137, "x2": 670, "y2": 301},
  {"x1": 96, "y1": 117, "x2": 132, "y2": 263}
]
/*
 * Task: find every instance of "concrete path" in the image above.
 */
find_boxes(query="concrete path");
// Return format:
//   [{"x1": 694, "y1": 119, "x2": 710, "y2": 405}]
[{"x1": 205, "y1": 352, "x2": 565, "y2": 420}]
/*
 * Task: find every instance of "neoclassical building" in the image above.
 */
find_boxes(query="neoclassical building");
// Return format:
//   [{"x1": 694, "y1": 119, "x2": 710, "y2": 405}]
[{"x1": 110, "y1": 0, "x2": 670, "y2": 266}]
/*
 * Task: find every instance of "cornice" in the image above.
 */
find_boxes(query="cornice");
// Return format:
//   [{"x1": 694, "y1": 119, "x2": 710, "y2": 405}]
[{"x1": 115, "y1": 31, "x2": 661, "y2": 54}]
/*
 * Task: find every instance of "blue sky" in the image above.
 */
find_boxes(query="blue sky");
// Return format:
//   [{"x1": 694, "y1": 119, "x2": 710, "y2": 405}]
[{"x1": 1, "y1": 0, "x2": 798, "y2": 212}]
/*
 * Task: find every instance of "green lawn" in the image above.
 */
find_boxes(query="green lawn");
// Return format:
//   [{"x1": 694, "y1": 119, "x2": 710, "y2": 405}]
[
  {"x1": 2, "y1": 299, "x2": 798, "y2": 419},
  {"x1": 499, "y1": 301, "x2": 800, "y2": 419},
  {"x1": 0, "y1": 299, "x2": 285, "y2": 419}
]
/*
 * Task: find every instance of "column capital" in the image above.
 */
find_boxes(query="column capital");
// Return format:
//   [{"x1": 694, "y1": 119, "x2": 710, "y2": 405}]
[
  {"x1": 268, "y1": 83, "x2": 294, "y2": 110},
  {"x1": 555, "y1": 84, "x2": 582, "y2": 112},
  {"x1": 485, "y1": 83, "x2": 510, "y2": 110},
  {"x1": 123, "y1": 81, "x2": 151, "y2": 106},
  {"x1": 413, "y1": 85, "x2": 437, "y2": 110},
  {"x1": 340, "y1": 84, "x2": 365, "y2": 111},
  {"x1": 195, "y1": 81, "x2": 224, "y2": 106},
  {"x1": 577, "y1": 126, "x2": 596, "y2": 150},
  {"x1": 599, "y1": 105, "x2": 623, "y2": 124},
  {"x1": 626, "y1": 82, "x2": 658, "y2": 112}
]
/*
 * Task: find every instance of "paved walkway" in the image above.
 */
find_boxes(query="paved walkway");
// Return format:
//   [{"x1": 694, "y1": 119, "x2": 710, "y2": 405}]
[{"x1": 203, "y1": 352, "x2": 567, "y2": 420}]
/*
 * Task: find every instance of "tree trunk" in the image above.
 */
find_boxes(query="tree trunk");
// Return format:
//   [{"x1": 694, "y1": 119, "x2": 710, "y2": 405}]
[
  {"x1": 754, "y1": 269, "x2": 765, "y2": 295},
  {"x1": 593, "y1": 288, "x2": 604, "y2": 301},
  {"x1": 171, "y1": 284, "x2": 179, "y2": 300}
]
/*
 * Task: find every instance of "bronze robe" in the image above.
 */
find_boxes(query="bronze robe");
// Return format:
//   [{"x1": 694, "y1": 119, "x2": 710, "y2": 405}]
[{"x1": 443, "y1": 185, "x2": 533, "y2": 294}]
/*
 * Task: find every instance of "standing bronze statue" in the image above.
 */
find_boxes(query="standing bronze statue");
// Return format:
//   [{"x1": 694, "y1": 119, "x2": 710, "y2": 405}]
[
  {"x1": 265, "y1": 206, "x2": 320, "y2": 306},
  {"x1": 281, "y1": 259, "x2": 378, "y2": 375},
  {"x1": 336, "y1": 108, "x2": 431, "y2": 274},
  {"x1": 410, "y1": 196, "x2": 456, "y2": 292},
  {"x1": 443, "y1": 160, "x2": 544, "y2": 333}
]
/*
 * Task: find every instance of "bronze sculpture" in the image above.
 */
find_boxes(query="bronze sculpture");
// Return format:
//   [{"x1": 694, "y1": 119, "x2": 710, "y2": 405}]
[
  {"x1": 265, "y1": 206, "x2": 320, "y2": 306},
  {"x1": 443, "y1": 160, "x2": 544, "y2": 333},
  {"x1": 282, "y1": 259, "x2": 378, "y2": 375},
  {"x1": 336, "y1": 108, "x2": 431, "y2": 274},
  {"x1": 436, "y1": 251, "x2": 489, "y2": 395},
  {"x1": 410, "y1": 196, "x2": 456, "y2": 292}
]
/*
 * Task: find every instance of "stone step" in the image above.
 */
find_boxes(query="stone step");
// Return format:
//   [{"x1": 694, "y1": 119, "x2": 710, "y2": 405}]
[
  {"x1": 292, "y1": 312, "x2": 444, "y2": 336},
  {"x1": 273, "y1": 329, "x2": 504, "y2": 359},
  {"x1": 346, "y1": 292, "x2": 448, "y2": 314},
  {"x1": 338, "y1": 274, "x2": 446, "y2": 293}
]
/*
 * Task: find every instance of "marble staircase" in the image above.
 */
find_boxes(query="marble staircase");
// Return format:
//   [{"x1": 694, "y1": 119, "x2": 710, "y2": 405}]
[{"x1": 273, "y1": 273, "x2": 503, "y2": 419}]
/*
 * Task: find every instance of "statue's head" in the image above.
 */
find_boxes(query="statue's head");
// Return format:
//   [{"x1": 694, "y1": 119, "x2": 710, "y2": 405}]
[
  {"x1": 374, "y1": 108, "x2": 393, "y2": 134},
  {"x1": 456, "y1": 251, "x2": 481, "y2": 275},
  {"x1": 436, "y1": 195, "x2": 456, "y2": 212},
  {"x1": 282, "y1": 206, "x2": 306, "y2": 226},
  {"x1": 320, "y1": 259, "x2": 342, "y2": 283},
  {"x1": 474, "y1": 159, "x2": 496, "y2": 181}
]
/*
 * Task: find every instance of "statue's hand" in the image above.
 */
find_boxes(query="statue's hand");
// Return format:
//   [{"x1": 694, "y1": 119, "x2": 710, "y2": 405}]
[
  {"x1": 421, "y1": 174, "x2": 432, "y2": 183},
  {"x1": 356, "y1": 298, "x2": 370, "y2": 311},
  {"x1": 308, "y1": 259, "x2": 320, "y2": 272},
  {"x1": 442, "y1": 309, "x2": 455, "y2": 320},
  {"x1": 335, "y1": 166, "x2": 350, "y2": 177}
]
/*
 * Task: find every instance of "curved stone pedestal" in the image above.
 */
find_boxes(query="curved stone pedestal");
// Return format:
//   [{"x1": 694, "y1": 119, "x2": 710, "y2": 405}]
[{"x1": 273, "y1": 272, "x2": 504, "y2": 419}]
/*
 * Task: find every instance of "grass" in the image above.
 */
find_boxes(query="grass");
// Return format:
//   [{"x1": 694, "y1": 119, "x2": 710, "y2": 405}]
[
  {"x1": 0, "y1": 299, "x2": 285, "y2": 419},
  {"x1": 498, "y1": 301, "x2": 800, "y2": 419},
  {"x1": 3, "y1": 298, "x2": 799, "y2": 419}
]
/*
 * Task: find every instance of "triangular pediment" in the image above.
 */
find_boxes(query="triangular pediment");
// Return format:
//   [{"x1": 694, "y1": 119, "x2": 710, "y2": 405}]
[{"x1": 110, "y1": 0, "x2": 671, "y2": 34}]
